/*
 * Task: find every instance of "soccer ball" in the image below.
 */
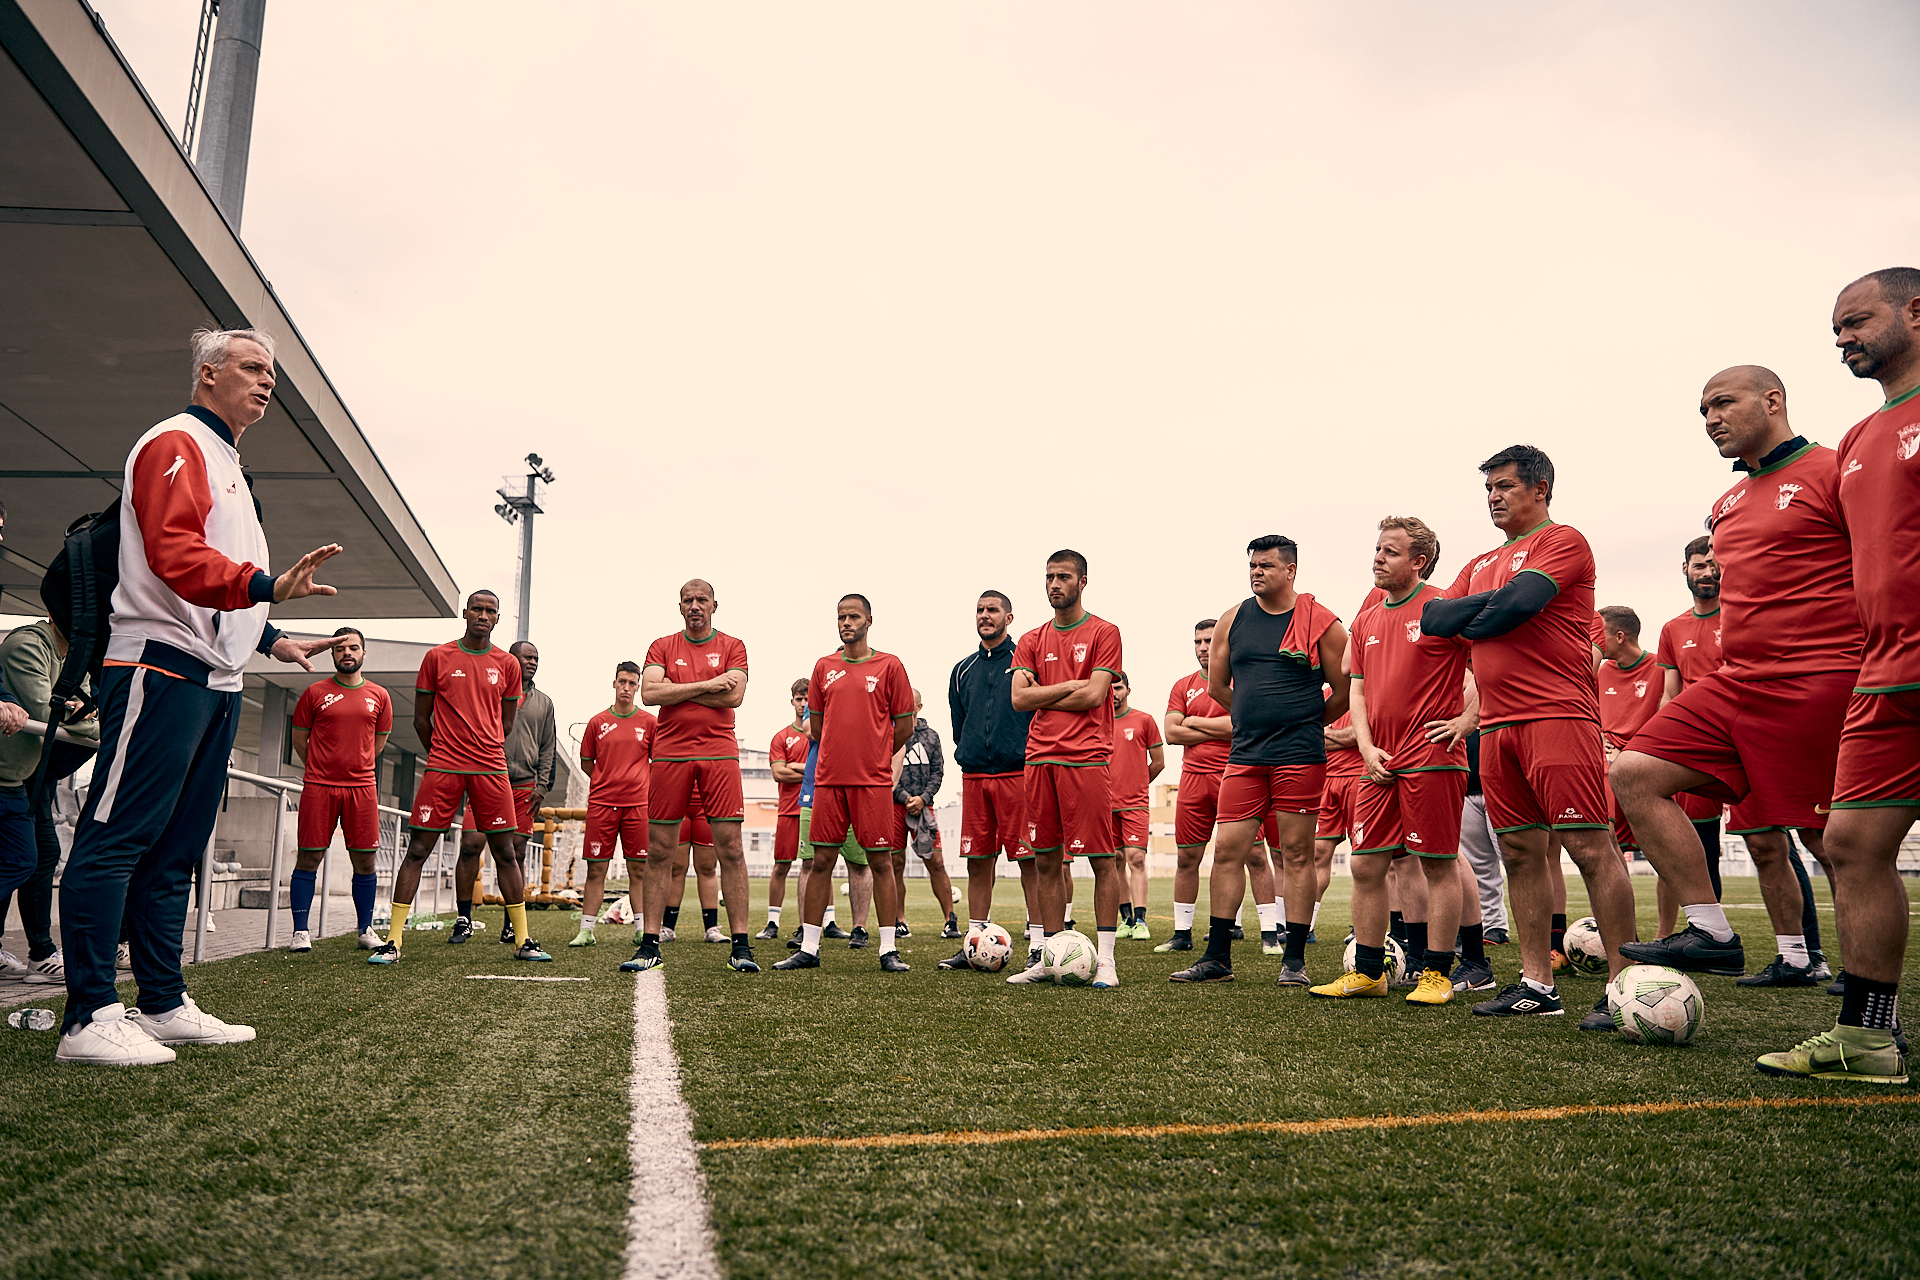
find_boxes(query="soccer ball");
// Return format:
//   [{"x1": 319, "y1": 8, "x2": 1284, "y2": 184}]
[
  {"x1": 964, "y1": 923, "x2": 1014, "y2": 972},
  {"x1": 1043, "y1": 929, "x2": 1098, "y2": 986},
  {"x1": 1341, "y1": 935, "x2": 1407, "y2": 982},
  {"x1": 1562, "y1": 916, "x2": 1610, "y2": 976},
  {"x1": 1607, "y1": 964, "x2": 1703, "y2": 1044}
]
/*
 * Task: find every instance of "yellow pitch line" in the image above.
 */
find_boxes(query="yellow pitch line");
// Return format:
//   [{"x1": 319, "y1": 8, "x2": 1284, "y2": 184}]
[{"x1": 702, "y1": 1093, "x2": 1920, "y2": 1153}]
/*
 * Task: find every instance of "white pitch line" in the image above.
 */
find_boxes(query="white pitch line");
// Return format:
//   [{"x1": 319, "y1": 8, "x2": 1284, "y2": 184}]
[
  {"x1": 462, "y1": 974, "x2": 592, "y2": 982},
  {"x1": 624, "y1": 972, "x2": 722, "y2": 1280}
]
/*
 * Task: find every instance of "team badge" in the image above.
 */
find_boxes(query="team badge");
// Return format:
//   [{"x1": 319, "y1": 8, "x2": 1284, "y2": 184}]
[
  {"x1": 1509, "y1": 550, "x2": 1527, "y2": 572},
  {"x1": 1353, "y1": 823, "x2": 1365, "y2": 847},
  {"x1": 1124, "y1": 727, "x2": 1135, "y2": 740},
  {"x1": 1900, "y1": 424, "x2": 1920, "y2": 461},
  {"x1": 419, "y1": 805, "x2": 433, "y2": 823},
  {"x1": 961, "y1": 836, "x2": 973, "y2": 854},
  {"x1": 364, "y1": 698, "x2": 377, "y2": 713},
  {"x1": 1073, "y1": 643, "x2": 1088, "y2": 663},
  {"x1": 1774, "y1": 482, "x2": 1803, "y2": 510},
  {"x1": 865, "y1": 675, "x2": 878, "y2": 692},
  {"x1": 1404, "y1": 620, "x2": 1420, "y2": 643},
  {"x1": 706, "y1": 653, "x2": 722, "y2": 668},
  {"x1": 487, "y1": 668, "x2": 499, "y2": 685},
  {"x1": 1633, "y1": 679, "x2": 1649, "y2": 698}
]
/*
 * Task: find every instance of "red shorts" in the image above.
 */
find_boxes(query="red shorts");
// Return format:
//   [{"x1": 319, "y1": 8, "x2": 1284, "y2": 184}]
[
  {"x1": 774, "y1": 813, "x2": 801, "y2": 862},
  {"x1": 811, "y1": 784, "x2": 896, "y2": 851},
  {"x1": 679, "y1": 813, "x2": 713, "y2": 846},
  {"x1": 1218, "y1": 763, "x2": 1325, "y2": 825},
  {"x1": 650, "y1": 759, "x2": 745, "y2": 825},
  {"x1": 1831, "y1": 689, "x2": 1920, "y2": 809},
  {"x1": 1173, "y1": 769, "x2": 1222, "y2": 848},
  {"x1": 413, "y1": 770, "x2": 513, "y2": 834},
  {"x1": 1629, "y1": 669, "x2": 1851, "y2": 833},
  {"x1": 1022, "y1": 763, "x2": 1113, "y2": 858},
  {"x1": 961, "y1": 772, "x2": 1030, "y2": 861},
  {"x1": 1112, "y1": 809, "x2": 1149, "y2": 848},
  {"x1": 1317, "y1": 772, "x2": 1361, "y2": 843},
  {"x1": 462, "y1": 782, "x2": 536, "y2": 836},
  {"x1": 1351, "y1": 769, "x2": 1468, "y2": 858},
  {"x1": 298, "y1": 782, "x2": 380, "y2": 851},
  {"x1": 584, "y1": 804, "x2": 648, "y2": 860},
  {"x1": 1678, "y1": 792, "x2": 1721, "y2": 823},
  {"x1": 1479, "y1": 719, "x2": 1608, "y2": 833}
]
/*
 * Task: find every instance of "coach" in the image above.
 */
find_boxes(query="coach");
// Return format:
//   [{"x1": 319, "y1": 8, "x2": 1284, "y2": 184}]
[{"x1": 55, "y1": 328, "x2": 342, "y2": 1067}]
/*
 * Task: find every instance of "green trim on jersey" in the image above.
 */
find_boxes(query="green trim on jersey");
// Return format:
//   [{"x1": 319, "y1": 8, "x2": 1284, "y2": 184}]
[
  {"x1": 1611, "y1": 650, "x2": 1654, "y2": 673},
  {"x1": 835, "y1": 651, "x2": 877, "y2": 664},
  {"x1": 1882, "y1": 383, "x2": 1920, "y2": 411},
  {"x1": 1691, "y1": 606, "x2": 1722, "y2": 618},
  {"x1": 1026, "y1": 758, "x2": 1110, "y2": 768},
  {"x1": 329, "y1": 674, "x2": 368, "y2": 689},
  {"x1": 1830, "y1": 798, "x2": 1920, "y2": 810},
  {"x1": 1382, "y1": 586, "x2": 1428, "y2": 610},
  {"x1": 1855, "y1": 681, "x2": 1920, "y2": 694},
  {"x1": 683, "y1": 629, "x2": 718, "y2": 644},
  {"x1": 1051, "y1": 613, "x2": 1094, "y2": 633},
  {"x1": 1745, "y1": 440, "x2": 1819, "y2": 479},
  {"x1": 1350, "y1": 842, "x2": 1405, "y2": 856},
  {"x1": 608, "y1": 705, "x2": 641, "y2": 718},
  {"x1": 457, "y1": 638, "x2": 491, "y2": 655},
  {"x1": 1500, "y1": 519, "x2": 1554, "y2": 548}
]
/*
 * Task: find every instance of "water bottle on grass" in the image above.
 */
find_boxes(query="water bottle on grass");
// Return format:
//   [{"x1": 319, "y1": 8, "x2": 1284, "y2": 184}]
[{"x1": 7, "y1": 1008, "x2": 55, "y2": 1031}]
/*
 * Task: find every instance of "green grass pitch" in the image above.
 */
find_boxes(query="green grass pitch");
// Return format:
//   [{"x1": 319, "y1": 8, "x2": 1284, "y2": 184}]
[{"x1": 1, "y1": 876, "x2": 1916, "y2": 1279}]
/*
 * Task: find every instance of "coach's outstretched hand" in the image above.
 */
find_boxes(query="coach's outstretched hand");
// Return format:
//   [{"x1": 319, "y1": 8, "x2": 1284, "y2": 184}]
[
  {"x1": 273, "y1": 544, "x2": 343, "y2": 603},
  {"x1": 268, "y1": 635, "x2": 346, "y2": 673}
]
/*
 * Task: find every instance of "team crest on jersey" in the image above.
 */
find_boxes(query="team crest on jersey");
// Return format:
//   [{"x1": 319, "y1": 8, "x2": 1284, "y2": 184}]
[
  {"x1": 1123, "y1": 727, "x2": 1135, "y2": 741},
  {"x1": 634, "y1": 727, "x2": 645, "y2": 742},
  {"x1": 1405, "y1": 620, "x2": 1422, "y2": 643},
  {"x1": 1509, "y1": 550, "x2": 1527, "y2": 572},
  {"x1": 1072, "y1": 642, "x2": 1088, "y2": 663},
  {"x1": 364, "y1": 698, "x2": 377, "y2": 713},
  {"x1": 590, "y1": 841, "x2": 602, "y2": 857},
  {"x1": 706, "y1": 653, "x2": 722, "y2": 668},
  {"x1": 1774, "y1": 482, "x2": 1804, "y2": 510},
  {"x1": 1633, "y1": 679, "x2": 1649, "y2": 698},
  {"x1": 487, "y1": 667, "x2": 499, "y2": 685},
  {"x1": 1899, "y1": 424, "x2": 1920, "y2": 460},
  {"x1": 419, "y1": 805, "x2": 433, "y2": 823},
  {"x1": 1353, "y1": 823, "x2": 1365, "y2": 847},
  {"x1": 865, "y1": 675, "x2": 878, "y2": 693},
  {"x1": 961, "y1": 836, "x2": 973, "y2": 854},
  {"x1": 1027, "y1": 822, "x2": 1039, "y2": 843},
  {"x1": 824, "y1": 669, "x2": 846, "y2": 687}
]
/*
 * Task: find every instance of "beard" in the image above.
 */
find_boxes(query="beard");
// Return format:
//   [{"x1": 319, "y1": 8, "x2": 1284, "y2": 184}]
[
  {"x1": 1691, "y1": 579, "x2": 1720, "y2": 602},
  {"x1": 1845, "y1": 326, "x2": 1915, "y2": 380}
]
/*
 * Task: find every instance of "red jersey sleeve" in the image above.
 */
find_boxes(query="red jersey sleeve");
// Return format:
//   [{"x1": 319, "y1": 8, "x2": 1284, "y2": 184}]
[
  {"x1": 415, "y1": 648, "x2": 441, "y2": 695},
  {"x1": 1447, "y1": 561, "x2": 1475, "y2": 599},
  {"x1": 1012, "y1": 630, "x2": 1039, "y2": 675},
  {"x1": 129, "y1": 431, "x2": 266, "y2": 611},
  {"x1": 885, "y1": 657, "x2": 914, "y2": 720},
  {"x1": 375, "y1": 686, "x2": 393, "y2": 733},
  {"x1": 291, "y1": 683, "x2": 319, "y2": 729},
  {"x1": 643, "y1": 637, "x2": 669, "y2": 672},
  {"x1": 1142, "y1": 714, "x2": 1164, "y2": 748},
  {"x1": 1091, "y1": 621, "x2": 1122, "y2": 676},
  {"x1": 806, "y1": 656, "x2": 828, "y2": 720},
  {"x1": 581, "y1": 713, "x2": 602, "y2": 763},
  {"x1": 1349, "y1": 607, "x2": 1374, "y2": 681},
  {"x1": 1521, "y1": 525, "x2": 1593, "y2": 593},
  {"x1": 725, "y1": 634, "x2": 749, "y2": 674},
  {"x1": 1165, "y1": 679, "x2": 1186, "y2": 716},
  {"x1": 501, "y1": 654, "x2": 524, "y2": 701}
]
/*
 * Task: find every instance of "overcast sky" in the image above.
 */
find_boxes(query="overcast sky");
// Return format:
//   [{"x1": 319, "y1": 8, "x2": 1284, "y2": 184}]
[{"x1": 73, "y1": 1, "x2": 1920, "y2": 771}]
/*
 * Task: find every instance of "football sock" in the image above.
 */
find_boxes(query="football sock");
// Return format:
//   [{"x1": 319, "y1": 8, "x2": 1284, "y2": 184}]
[
  {"x1": 767, "y1": 905, "x2": 783, "y2": 924},
  {"x1": 1097, "y1": 927, "x2": 1116, "y2": 964},
  {"x1": 1550, "y1": 913, "x2": 1567, "y2": 954},
  {"x1": 1203, "y1": 916, "x2": 1236, "y2": 963},
  {"x1": 1777, "y1": 934, "x2": 1809, "y2": 967},
  {"x1": 702, "y1": 907, "x2": 718, "y2": 932},
  {"x1": 663, "y1": 905, "x2": 681, "y2": 931},
  {"x1": 1459, "y1": 923, "x2": 1486, "y2": 965},
  {"x1": 642, "y1": 931, "x2": 660, "y2": 949},
  {"x1": 388, "y1": 901, "x2": 412, "y2": 949},
  {"x1": 1423, "y1": 949, "x2": 1456, "y2": 978},
  {"x1": 1407, "y1": 921, "x2": 1429, "y2": 961},
  {"x1": 1283, "y1": 922, "x2": 1309, "y2": 967},
  {"x1": 506, "y1": 902, "x2": 529, "y2": 947},
  {"x1": 1389, "y1": 911, "x2": 1405, "y2": 945},
  {"x1": 458, "y1": 898, "x2": 474, "y2": 923},
  {"x1": 1524, "y1": 976, "x2": 1555, "y2": 996},
  {"x1": 1120, "y1": 901, "x2": 1132, "y2": 923},
  {"x1": 1274, "y1": 897, "x2": 1286, "y2": 922},
  {"x1": 802, "y1": 923, "x2": 823, "y2": 956},
  {"x1": 580, "y1": 915, "x2": 596, "y2": 934},
  {"x1": 879, "y1": 926, "x2": 897, "y2": 954},
  {"x1": 731, "y1": 932, "x2": 748, "y2": 950},
  {"x1": 1173, "y1": 902, "x2": 1197, "y2": 932},
  {"x1": 1027, "y1": 923, "x2": 1044, "y2": 951},
  {"x1": 1354, "y1": 942, "x2": 1386, "y2": 980},
  {"x1": 1256, "y1": 901, "x2": 1279, "y2": 933},
  {"x1": 1134, "y1": 906, "x2": 1147, "y2": 924},
  {"x1": 1685, "y1": 903, "x2": 1734, "y2": 942},
  {"x1": 289, "y1": 868, "x2": 315, "y2": 932},
  {"x1": 352, "y1": 873, "x2": 377, "y2": 932},
  {"x1": 1311, "y1": 901, "x2": 1322, "y2": 928},
  {"x1": 1839, "y1": 972, "x2": 1898, "y2": 1031},
  {"x1": 823, "y1": 905, "x2": 838, "y2": 926}
]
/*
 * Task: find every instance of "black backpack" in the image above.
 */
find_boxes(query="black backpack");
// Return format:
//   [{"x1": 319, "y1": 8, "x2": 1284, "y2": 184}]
[{"x1": 30, "y1": 506, "x2": 120, "y2": 801}]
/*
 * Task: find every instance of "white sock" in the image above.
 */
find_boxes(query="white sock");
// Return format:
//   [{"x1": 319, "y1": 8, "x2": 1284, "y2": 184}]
[
  {"x1": 1027, "y1": 923, "x2": 1043, "y2": 950},
  {"x1": 824, "y1": 905, "x2": 837, "y2": 925},
  {"x1": 970, "y1": 918, "x2": 988, "y2": 930},
  {"x1": 879, "y1": 926, "x2": 897, "y2": 954},
  {"x1": 1237, "y1": 899, "x2": 1248, "y2": 926},
  {"x1": 580, "y1": 918, "x2": 596, "y2": 932},
  {"x1": 1685, "y1": 903, "x2": 1733, "y2": 942},
  {"x1": 1173, "y1": 902, "x2": 1196, "y2": 932},
  {"x1": 1275, "y1": 897, "x2": 1286, "y2": 921},
  {"x1": 1777, "y1": 934, "x2": 1809, "y2": 967},
  {"x1": 1256, "y1": 902, "x2": 1279, "y2": 932},
  {"x1": 802, "y1": 923, "x2": 823, "y2": 956},
  {"x1": 1098, "y1": 930, "x2": 1116, "y2": 964},
  {"x1": 146, "y1": 1005, "x2": 181, "y2": 1024},
  {"x1": 1311, "y1": 902, "x2": 1322, "y2": 927},
  {"x1": 767, "y1": 905, "x2": 782, "y2": 924},
  {"x1": 1524, "y1": 976, "x2": 1555, "y2": 995}
]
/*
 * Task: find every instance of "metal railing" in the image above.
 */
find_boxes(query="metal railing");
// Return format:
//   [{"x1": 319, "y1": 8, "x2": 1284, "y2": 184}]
[{"x1": 18, "y1": 718, "x2": 456, "y2": 963}]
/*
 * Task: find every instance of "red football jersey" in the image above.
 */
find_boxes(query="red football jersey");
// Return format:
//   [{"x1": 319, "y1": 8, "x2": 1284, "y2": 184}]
[
  {"x1": 1657, "y1": 608, "x2": 1722, "y2": 688},
  {"x1": 1012, "y1": 614, "x2": 1124, "y2": 765},
  {"x1": 582, "y1": 707, "x2": 655, "y2": 806},
  {"x1": 1166, "y1": 670, "x2": 1229, "y2": 773},
  {"x1": 807, "y1": 650, "x2": 914, "y2": 786},
  {"x1": 1349, "y1": 581, "x2": 1470, "y2": 769},
  {"x1": 1597, "y1": 652, "x2": 1663, "y2": 752},
  {"x1": 643, "y1": 630, "x2": 750, "y2": 760},
  {"x1": 769, "y1": 724, "x2": 809, "y2": 816},
  {"x1": 1837, "y1": 389, "x2": 1920, "y2": 691},
  {"x1": 293, "y1": 676, "x2": 392, "y2": 788},
  {"x1": 1447, "y1": 521, "x2": 1599, "y2": 730},
  {"x1": 1706, "y1": 442, "x2": 1861, "y2": 681},
  {"x1": 1323, "y1": 711, "x2": 1366, "y2": 779},
  {"x1": 416, "y1": 639, "x2": 522, "y2": 773},
  {"x1": 1109, "y1": 707, "x2": 1164, "y2": 808}
]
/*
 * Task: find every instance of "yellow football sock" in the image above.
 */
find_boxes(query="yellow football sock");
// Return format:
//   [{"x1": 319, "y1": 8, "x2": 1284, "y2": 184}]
[
  {"x1": 388, "y1": 901, "x2": 412, "y2": 949},
  {"x1": 506, "y1": 902, "x2": 528, "y2": 947}
]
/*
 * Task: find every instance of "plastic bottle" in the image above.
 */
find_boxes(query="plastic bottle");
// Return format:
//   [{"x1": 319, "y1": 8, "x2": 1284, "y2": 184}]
[{"x1": 7, "y1": 1008, "x2": 55, "y2": 1031}]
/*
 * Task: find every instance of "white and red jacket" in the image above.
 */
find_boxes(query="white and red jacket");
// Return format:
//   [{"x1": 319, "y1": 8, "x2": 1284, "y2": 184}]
[{"x1": 106, "y1": 406, "x2": 279, "y2": 692}]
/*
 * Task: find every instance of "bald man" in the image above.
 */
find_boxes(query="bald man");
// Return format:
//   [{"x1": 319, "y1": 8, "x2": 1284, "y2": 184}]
[{"x1": 1613, "y1": 366, "x2": 1858, "y2": 996}]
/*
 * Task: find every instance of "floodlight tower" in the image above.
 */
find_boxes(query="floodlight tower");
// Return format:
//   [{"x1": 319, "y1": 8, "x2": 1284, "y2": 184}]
[{"x1": 494, "y1": 454, "x2": 556, "y2": 645}]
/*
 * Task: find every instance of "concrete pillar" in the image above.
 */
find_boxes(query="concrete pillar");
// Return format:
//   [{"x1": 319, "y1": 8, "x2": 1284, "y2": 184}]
[
  {"x1": 257, "y1": 680, "x2": 288, "y2": 777},
  {"x1": 194, "y1": 0, "x2": 268, "y2": 229}
]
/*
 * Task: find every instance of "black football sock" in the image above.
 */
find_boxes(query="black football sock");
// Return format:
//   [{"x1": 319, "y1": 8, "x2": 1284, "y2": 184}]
[
  {"x1": 1388, "y1": 911, "x2": 1406, "y2": 946},
  {"x1": 1550, "y1": 913, "x2": 1567, "y2": 953},
  {"x1": 642, "y1": 932, "x2": 660, "y2": 950},
  {"x1": 1203, "y1": 916, "x2": 1235, "y2": 963},
  {"x1": 702, "y1": 907, "x2": 719, "y2": 931},
  {"x1": 662, "y1": 906, "x2": 681, "y2": 931},
  {"x1": 1354, "y1": 943, "x2": 1386, "y2": 980},
  {"x1": 1459, "y1": 923, "x2": 1486, "y2": 965},
  {"x1": 1423, "y1": 949, "x2": 1456, "y2": 978},
  {"x1": 1135, "y1": 906, "x2": 1147, "y2": 924},
  {"x1": 1839, "y1": 973, "x2": 1899, "y2": 1031},
  {"x1": 1406, "y1": 921, "x2": 1429, "y2": 962},
  {"x1": 1120, "y1": 902, "x2": 1133, "y2": 923},
  {"x1": 1283, "y1": 922, "x2": 1309, "y2": 967},
  {"x1": 731, "y1": 932, "x2": 748, "y2": 950},
  {"x1": 458, "y1": 899, "x2": 474, "y2": 922}
]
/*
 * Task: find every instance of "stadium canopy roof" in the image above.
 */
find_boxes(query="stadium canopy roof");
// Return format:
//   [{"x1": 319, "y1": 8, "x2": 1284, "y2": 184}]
[{"x1": 0, "y1": 0, "x2": 457, "y2": 621}]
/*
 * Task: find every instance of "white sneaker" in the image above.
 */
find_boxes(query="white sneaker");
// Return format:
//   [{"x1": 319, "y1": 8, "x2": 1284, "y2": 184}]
[
  {"x1": 128, "y1": 994, "x2": 256, "y2": 1046},
  {"x1": 288, "y1": 931, "x2": 312, "y2": 953},
  {"x1": 704, "y1": 925, "x2": 727, "y2": 944},
  {"x1": 1092, "y1": 963, "x2": 1120, "y2": 989},
  {"x1": 54, "y1": 1002, "x2": 176, "y2": 1066},
  {"x1": 1006, "y1": 963, "x2": 1052, "y2": 984},
  {"x1": 24, "y1": 952, "x2": 63, "y2": 984},
  {"x1": 115, "y1": 943, "x2": 132, "y2": 970},
  {"x1": 0, "y1": 949, "x2": 25, "y2": 976},
  {"x1": 357, "y1": 927, "x2": 383, "y2": 950}
]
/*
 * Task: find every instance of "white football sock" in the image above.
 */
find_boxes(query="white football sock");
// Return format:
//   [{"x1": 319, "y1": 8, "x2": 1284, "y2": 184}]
[
  {"x1": 767, "y1": 905, "x2": 782, "y2": 924},
  {"x1": 1256, "y1": 902, "x2": 1279, "y2": 932},
  {"x1": 1524, "y1": 976, "x2": 1555, "y2": 995},
  {"x1": 1098, "y1": 930, "x2": 1116, "y2": 964},
  {"x1": 1777, "y1": 934, "x2": 1809, "y2": 967},
  {"x1": 802, "y1": 923, "x2": 823, "y2": 956},
  {"x1": 970, "y1": 918, "x2": 988, "y2": 930},
  {"x1": 824, "y1": 904, "x2": 838, "y2": 925},
  {"x1": 1311, "y1": 901, "x2": 1322, "y2": 927},
  {"x1": 1027, "y1": 923, "x2": 1043, "y2": 950},
  {"x1": 1275, "y1": 897, "x2": 1286, "y2": 921},
  {"x1": 1173, "y1": 902, "x2": 1196, "y2": 932},
  {"x1": 1685, "y1": 903, "x2": 1733, "y2": 942},
  {"x1": 879, "y1": 926, "x2": 897, "y2": 954}
]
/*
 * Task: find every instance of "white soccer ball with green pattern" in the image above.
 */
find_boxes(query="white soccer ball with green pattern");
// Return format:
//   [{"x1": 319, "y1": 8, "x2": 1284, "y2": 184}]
[
  {"x1": 1607, "y1": 964, "x2": 1703, "y2": 1044},
  {"x1": 1043, "y1": 929, "x2": 1098, "y2": 986}
]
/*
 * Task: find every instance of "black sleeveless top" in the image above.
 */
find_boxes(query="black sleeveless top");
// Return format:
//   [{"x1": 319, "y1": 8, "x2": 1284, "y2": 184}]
[{"x1": 1228, "y1": 597, "x2": 1328, "y2": 767}]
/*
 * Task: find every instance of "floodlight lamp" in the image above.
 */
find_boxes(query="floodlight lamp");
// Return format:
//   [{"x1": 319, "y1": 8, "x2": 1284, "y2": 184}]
[
  {"x1": 494, "y1": 502, "x2": 519, "y2": 525},
  {"x1": 525, "y1": 452, "x2": 544, "y2": 470}
]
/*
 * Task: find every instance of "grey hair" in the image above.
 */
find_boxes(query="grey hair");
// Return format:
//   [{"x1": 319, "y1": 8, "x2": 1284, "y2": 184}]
[{"x1": 189, "y1": 327, "x2": 277, "y2": 394}]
